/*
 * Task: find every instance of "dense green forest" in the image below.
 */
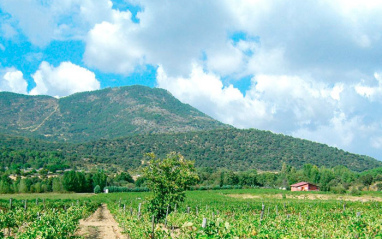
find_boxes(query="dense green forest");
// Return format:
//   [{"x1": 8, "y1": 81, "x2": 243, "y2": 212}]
[
  {"x1": 0, "y1": 128, "x2": 380, "y2": 173},
  {"x1": 77, "y1": 129, "x2": 379, "y2": 171},
  {"x1": 0, "y1": 86, "x2": 229, "y2": 142}
]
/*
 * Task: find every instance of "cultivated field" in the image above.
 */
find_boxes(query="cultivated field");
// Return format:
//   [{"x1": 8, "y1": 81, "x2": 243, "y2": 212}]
[{"x1": 1, "y1": 189, "x2": 382, "y2": 238}]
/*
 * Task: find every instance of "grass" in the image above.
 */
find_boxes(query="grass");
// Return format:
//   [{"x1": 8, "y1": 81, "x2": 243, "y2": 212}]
[
  {"x1": 2, "y1": 188, "x2": 381, "y2": 202},
  {"x1": 0, "y1": 192, "x2": 94, "y2": 200}
]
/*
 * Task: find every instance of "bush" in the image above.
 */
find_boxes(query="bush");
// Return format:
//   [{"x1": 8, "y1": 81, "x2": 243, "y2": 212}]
[
  {"x1": 94, "y1": 185, "x2": 101, "y2": 194},
  {"x1": 349, "y1": 187, "x2": 361, "y2": 196},
  {"x1": 104, "y1": 186, "x2": 149, "y2": 193},
  {"x1": 331, "y1": 185, "x2": 346, "y2": 194}
]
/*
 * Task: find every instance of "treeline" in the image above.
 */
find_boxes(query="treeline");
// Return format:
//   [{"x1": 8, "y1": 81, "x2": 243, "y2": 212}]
[
  {"x1": 194, "y1": 164, "x2": 382, "y2": 193},
  {"x1": 0, "y1": 170, "x2": 134, "y2": 194},
  {"x1": 1, "y1": 164, "x2": 382, "y2": 194}
]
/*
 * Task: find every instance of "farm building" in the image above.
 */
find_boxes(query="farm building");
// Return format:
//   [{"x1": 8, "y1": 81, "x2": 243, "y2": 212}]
[{"x1": 290, "y1": 182, "x2": 319, "y2": 191}]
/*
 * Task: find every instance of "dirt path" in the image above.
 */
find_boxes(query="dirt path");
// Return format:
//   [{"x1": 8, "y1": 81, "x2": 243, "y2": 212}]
[{"x1": 76, "y1": 204, "x2": 127, "y2": 239}]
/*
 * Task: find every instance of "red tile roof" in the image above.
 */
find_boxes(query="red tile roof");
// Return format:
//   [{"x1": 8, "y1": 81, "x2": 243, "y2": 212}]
[{"x1": 290, "y1": 182, "x2": 310, "y2": 187}]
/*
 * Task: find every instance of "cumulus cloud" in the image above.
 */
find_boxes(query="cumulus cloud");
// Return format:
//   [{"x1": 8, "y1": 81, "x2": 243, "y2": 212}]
[
  {"x1": 157, "y1": 64, "x2": 266, "y2": 127},
  {"x1": 84, "y1": 0, "x2": 237, "y2": 76},
  {"x1": 84, "y1": 10, "x2": 143, "y2": 74},
  {"x1": 354, "y1": 73, "x2": 382, "y2": 102},
  {"x1": 157, "y1": 65, "x2": 344, "y2": 131},
  {"x1": 29, "y1": 61, "x2": 100, "y2": 97},
  {"x1": 0, "y1": 0, "x2": 114, "y2": 46},
  {"x1": 0, "y1": 68, "x2": 28, "y2": 94}
]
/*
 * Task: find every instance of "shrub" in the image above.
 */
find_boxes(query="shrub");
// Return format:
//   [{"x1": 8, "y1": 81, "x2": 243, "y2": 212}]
[
  {"x1": 94, "y1": 185, "x2": 101, "y2": 194},
  {"x1": 349, "y1": 187, "x2": 361, "y2": 196}
]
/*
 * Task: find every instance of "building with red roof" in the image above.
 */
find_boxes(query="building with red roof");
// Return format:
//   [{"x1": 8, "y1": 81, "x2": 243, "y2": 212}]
[{"x1": 290, "y1": 182, "x2": 319, "y2": 191}]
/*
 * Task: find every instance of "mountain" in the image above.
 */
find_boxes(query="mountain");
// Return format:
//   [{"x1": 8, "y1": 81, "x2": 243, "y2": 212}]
[
  {"x1": 0, "y1": 86, "x2": 230, "y2": 142},
  {"x1": 1, "y1": 129, "x2": 381, "y2": 172},
  {"x1": 1, "y1": 86, "x2": 381, "y2": 172}
]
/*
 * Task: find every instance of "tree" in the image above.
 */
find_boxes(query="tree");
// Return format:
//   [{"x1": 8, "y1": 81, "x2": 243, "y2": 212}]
[
  {"x1": 52, "y1": 177, "x2": 63, "y2": 192},
  {"x1": 62, "y1": 171, "x2": 78, "y2": 192},
  {"x1": 18, "y1": 178, "x2": 31, "y2": 193},
  {"x1": 359, "y1": 174, "x2": 373, "y2": 186},
  {"x1": 135, "y1": 177, "x2": 146, "y2": 187},
  {"x1": 0, "y1": 174, "x2": 13, "y2": 193},
  {"x1": 94, "y1": 185, "x2": 101, "y2": 194},
  {"x1": 92, "y1": 171, "x2": 107, "y2": 190},
  {"x1": 225, "y1": 170, "x2": 239, "y2": 185},
  {"x1": 143, "y1": 152, "x2": 199, "y2": 221},
  {"x1": 238, "y1": 169, "x2": 258, "y2": 186},
  {"x1": 115, "y1": 172, "x2": 134, "y2": 183}
]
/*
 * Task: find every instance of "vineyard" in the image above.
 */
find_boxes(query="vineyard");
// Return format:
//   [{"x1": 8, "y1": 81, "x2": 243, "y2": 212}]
[
  {"x1": 0, "y1": 197, "x2": 99, "y2": 238},
  {"x1": 101, "y1": 190, "x2": 382, "y2": 238},
  {"x1": 1, "y1": 189, "x2": 382, "y2": 238}
]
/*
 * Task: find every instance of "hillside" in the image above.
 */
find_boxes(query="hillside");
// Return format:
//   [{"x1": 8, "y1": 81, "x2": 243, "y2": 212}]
[
  {"x1": 75, "y1": 129, "x2": 381, "y2": 172},
  {"x1": 1, "y1": 129, "x2": 380, "y2": 172},
  {"x1": 0, "y1": 86, "x2": 230, "y2": 142}
]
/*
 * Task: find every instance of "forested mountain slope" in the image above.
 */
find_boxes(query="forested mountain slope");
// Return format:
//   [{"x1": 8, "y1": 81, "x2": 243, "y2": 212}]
[
  {"x1": 0, "y1": 86, "x2": 230, "y2": 142},
  {"x1": 1, "y1": 129, "x2": 380, "y2": 172}
]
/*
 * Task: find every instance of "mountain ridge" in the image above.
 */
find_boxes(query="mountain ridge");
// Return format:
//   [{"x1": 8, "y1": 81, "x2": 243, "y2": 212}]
[{"x1": 0, "y1": 85, "x2": 231, "y2": 142}]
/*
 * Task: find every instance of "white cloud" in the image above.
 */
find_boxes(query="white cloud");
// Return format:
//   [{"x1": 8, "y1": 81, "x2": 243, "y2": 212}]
[
  {"x1": 0, "y1": 68, "x2": 28, "y2": 94},
  {"x1": 0, "y1": 22, "x2": 18, "y2": 40},
  {"x1": 157, "y1": 65, "x2": 264, "y2": 127},
  {"x1": 293, "y1": 113, "x2": 361, "y2": 148},
  {"x1": 354, "y1": 73, "x2": 382, "y2": 102},
  {"x1": 157, "y1": 64, "x2": 343, "y2": 131},
  {"x1": 84, "y1": 10, "x2": 143, "y2": 74},
  {"x1": 84, "y1": 0, "x2": 237, "y2": 76},
  {"x1": 293, "y1": 113, "x2": 382, "y2": 158},
  {"x1": 29, "y1": 61, "x2": 100, "y2": 97},
  {"x1": 0, "y1": 0, "x2": 114, "y2": 46}
]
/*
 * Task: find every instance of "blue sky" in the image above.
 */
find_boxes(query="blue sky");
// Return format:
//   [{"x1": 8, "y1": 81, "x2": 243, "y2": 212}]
[{"x1": 1, "y1": 0, "x2": 382, "y2": 161}]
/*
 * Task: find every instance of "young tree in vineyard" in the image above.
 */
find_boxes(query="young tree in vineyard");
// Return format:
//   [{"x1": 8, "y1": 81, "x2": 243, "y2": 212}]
[{"x1": 143, "y1": 152, "x2": 199, "y2": 221}]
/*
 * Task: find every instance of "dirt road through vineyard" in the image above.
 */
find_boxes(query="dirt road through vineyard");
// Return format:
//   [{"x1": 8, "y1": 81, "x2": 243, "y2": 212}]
[{"x1": 76, "y1": 204, "x2": 127, "y2": 239}]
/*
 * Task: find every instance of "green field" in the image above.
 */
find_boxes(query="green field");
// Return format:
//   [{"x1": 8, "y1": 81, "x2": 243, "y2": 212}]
[{"x1": 1, "y1": 189, "x2": 382, "y2": 238}]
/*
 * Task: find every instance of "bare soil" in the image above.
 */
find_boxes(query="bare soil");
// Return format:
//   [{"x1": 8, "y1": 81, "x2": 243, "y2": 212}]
[
  {"x1": 76, "y1": 204, "x2": 127, "y2": 239},
  {"x1": 228, "y1": 193, "x2": 382, "y2": 202}
]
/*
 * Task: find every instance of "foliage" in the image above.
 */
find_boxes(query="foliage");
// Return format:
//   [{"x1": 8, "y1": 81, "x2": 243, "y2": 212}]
[
  {"x1": 104, "y1": 189, "x2": 382, "y2": 239},
  {"x1": 0, "y1": 198, "x2": 98, "y2": 238},
  {"x1": 94, "y1": 185, "x2": 101, "y2": 194},
  {"x1": 143, "y1": 152, "x2": 199, "y2": 220},
  {"x1": 114, "y1": 172, "x2": 134, "y2": 183},
  {"x1": 104, "y1": 186, "x2": 149, "y2": 193}
]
